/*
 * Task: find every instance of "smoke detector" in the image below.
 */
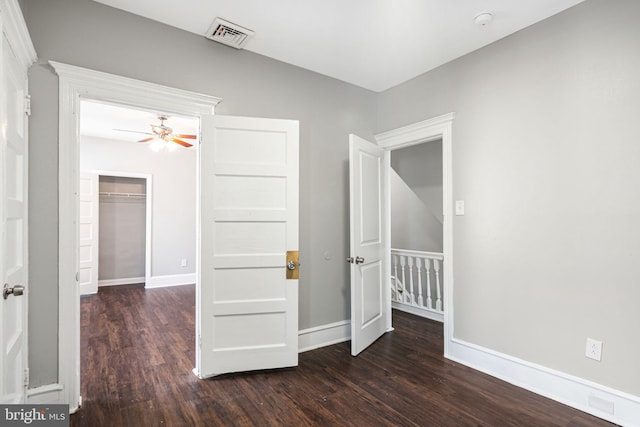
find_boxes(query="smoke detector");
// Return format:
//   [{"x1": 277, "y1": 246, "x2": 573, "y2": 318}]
[
  {"x1": 474, "y1": 12, "x2": 494, "y2": 27},
  {"x1": 205, "y1": 17, "x2": 254, "y2": 49}
]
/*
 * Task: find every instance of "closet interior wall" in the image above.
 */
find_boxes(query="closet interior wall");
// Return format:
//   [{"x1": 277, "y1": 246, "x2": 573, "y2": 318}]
[{"x1": 98, "y1": 176, "x2": 147, "y2": 286}]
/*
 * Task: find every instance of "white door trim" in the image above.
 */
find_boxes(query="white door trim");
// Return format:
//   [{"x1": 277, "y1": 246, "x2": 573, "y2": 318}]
[
  {"x1": 374, "y1": 112, "x2": 455, "y2": 354},
  {"x1": 1, "y1": 0, "x2": 37, "y2": 70},
  {"x1": 50, "y1": 61, "x2": 221, "y2": 412}
]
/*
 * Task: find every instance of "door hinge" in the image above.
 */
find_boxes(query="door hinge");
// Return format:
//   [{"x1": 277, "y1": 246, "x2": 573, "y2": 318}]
[
  {"x1": 23, "y1": 368, "x2": 29, "y2": 387},
  {"x1": 24, "y1": 94, "x2": 31, "y2": 116},
  {"x1": 75, "y1": 271, "x2": 79, "y2": 282}
]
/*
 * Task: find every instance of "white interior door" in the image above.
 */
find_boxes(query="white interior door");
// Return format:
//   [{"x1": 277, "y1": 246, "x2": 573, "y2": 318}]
[
  {"x1": 197, "y1": 115, "x2": 299, "y2": 378},
  {"x1": 1, "y1": 35, "x2": 29, "y2": 403},
  {"x1": 349, "y1": 134, "x2": 388, "y2": 356},
  {"x1": 79, "y1": 172, "x2": 99, "y2": 295}
]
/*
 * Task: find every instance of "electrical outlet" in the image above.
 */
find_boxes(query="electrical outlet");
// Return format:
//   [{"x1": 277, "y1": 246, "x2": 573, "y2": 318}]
[
  {"x1": 181, "y1": 258, "x2": 187, "y2": 267},
  {"x1": 585, "y1": 338, "x2": 602, "y2": 361}
]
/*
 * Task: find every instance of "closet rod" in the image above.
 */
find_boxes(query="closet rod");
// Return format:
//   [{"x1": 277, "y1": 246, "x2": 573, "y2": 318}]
[{"x1": 99, "y1": 191, "x2": 146, "y2": 198}]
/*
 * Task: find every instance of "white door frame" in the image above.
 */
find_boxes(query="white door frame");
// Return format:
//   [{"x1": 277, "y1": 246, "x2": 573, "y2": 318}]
[
  {"x1": 50, "y1": 61, "x2": 221, "y2": 412},
  {"x1": 91, "y1": 171, "x2": 152, "y2": 288},
  {"x1": 0, "y1": 0, "x2": 36, "y2": 404},
  {"x1": 374, "y1": 113, "x2": 454, "y2": 355}
]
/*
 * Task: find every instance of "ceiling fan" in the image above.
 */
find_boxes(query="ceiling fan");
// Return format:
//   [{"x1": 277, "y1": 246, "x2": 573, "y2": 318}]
[{"x1": 115, "y1": 114, "x2": 197, "y2": 149}]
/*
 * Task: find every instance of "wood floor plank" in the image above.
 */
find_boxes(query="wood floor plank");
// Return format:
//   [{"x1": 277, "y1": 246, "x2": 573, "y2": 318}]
[{"x1": 72, "y1": 284, "x2": 616, "y2": 426}]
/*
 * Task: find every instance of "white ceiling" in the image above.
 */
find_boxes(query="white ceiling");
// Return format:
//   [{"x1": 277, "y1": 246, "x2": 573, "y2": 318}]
[
  {"x1": 93, "y1": 0, "x2": 585, "y2": 92},
  {"x1": 82, "y1": 1, "x2": 585, "y2": 141},
  {"x1": 80, "y1": 100, "x2": 199, "y2": 144}
]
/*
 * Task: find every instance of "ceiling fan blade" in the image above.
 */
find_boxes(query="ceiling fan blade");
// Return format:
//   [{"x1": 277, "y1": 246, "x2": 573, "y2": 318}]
[
  {"x1": 113, "y1": 129, "x2": 155, "y2": 136},
  {"x1": 174, "y1": 134, "x2": 197, "y2": 139},
  {"x1": 171, "y1": 138, "x2": 193, "y2": 148},
  {"x1": 138, "y1": 137, "x2": 155, "y2": 143}
]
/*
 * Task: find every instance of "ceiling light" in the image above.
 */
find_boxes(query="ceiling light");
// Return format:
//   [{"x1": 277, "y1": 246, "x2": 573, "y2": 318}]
[{"x1": 149, "y1": 139, "x2": 165, "y2": 152}]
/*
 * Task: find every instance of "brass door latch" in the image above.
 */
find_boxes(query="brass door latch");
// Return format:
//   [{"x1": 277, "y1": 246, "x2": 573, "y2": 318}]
[{"x1": 286, "y1": 251, "x2": 299, "y2": 279}]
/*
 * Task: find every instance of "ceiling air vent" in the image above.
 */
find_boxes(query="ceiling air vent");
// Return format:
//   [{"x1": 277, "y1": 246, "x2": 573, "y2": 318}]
[{"x1": 205, "y1": 18, "x2": 254, "y2": 49}]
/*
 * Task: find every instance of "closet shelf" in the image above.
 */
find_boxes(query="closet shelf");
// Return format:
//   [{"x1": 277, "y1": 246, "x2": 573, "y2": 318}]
[{"x1": 99, "y1": 192, "x2": 146, "y2": 198}]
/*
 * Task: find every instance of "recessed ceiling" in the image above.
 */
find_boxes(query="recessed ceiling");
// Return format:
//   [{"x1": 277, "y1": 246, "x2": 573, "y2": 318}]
[
  {"x1": 80, "y1": 100, "x2": 199, "y2": 145},
  {"x1": 92, "y1": 0, "x2": 585, "y2": 92}
]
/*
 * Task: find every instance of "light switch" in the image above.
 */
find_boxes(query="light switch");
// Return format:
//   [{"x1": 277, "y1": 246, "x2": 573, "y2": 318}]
[{"x1": 455, "y1": 200, "x2": 465, "y2": 216}]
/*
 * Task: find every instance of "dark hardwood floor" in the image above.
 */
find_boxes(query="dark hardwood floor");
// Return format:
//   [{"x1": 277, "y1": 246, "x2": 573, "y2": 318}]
[{"x1": 74, "y1": 284, "x2": 615, "y2": 426}]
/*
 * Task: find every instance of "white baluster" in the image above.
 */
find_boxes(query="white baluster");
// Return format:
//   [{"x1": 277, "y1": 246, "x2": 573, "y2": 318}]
[
  {"x1": 434, "y1": 259, "x2": 442, "y2": 312},
  {"x1": 407, "y1": 256, "x2": 416, "y2": 305},
  {"x1": 416, "y1": 257, "x2": 424, "y2": 307},
  {"x1": 392, "y1": 255, "x2": 399, "y2": 302},
  {"x1": 400, "y1": 256, "x2": 408, "y2": 304},
  {"x1": 425, "y1": 258, "x2": 432, "y2": 309}
]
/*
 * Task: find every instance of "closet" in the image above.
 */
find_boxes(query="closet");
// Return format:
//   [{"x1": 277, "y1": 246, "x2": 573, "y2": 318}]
[{"x1": 98, "y1": 176, "x2": 147, "y2": 287}]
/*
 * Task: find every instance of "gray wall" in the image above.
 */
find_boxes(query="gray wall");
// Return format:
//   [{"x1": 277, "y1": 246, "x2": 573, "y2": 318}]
[
  {"x1": 378, "y1": 0, "x2": 640, "y2": 396},
  {"x1": 22, "y1": 0, "x2": 640, "y2": 399},
  {"x1": 390, "y1": 141, "x2": 443, "y2": 252},
  {"x1": 391, "y1": 141, "x2": 443, "y2": 222},
  {"x1": 23, "y1": 0, "x2": 376, "y2": 386},
  {"x1": 390, "y1": 170, "x2": 442, "y2": 252}
]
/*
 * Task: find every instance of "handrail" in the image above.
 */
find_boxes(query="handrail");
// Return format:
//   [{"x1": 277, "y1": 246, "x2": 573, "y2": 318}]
[
  {"x1": 391, "y1": 248, "x2": 443, "y2": 260},
  {"x1": 390, "y1": 249, "x2": 444, "y2": 318}
]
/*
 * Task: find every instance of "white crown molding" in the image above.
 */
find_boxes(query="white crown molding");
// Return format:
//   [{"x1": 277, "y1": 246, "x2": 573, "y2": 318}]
[
  {"x1": 1, "y1": 0, "x2": 37, "y2": 69},
  {"x1": 49, "y1": 61, "x2": 221, "y2": 115},
  {"x1": 375, "y1": 113, "x2": 455, "y2": 150}
]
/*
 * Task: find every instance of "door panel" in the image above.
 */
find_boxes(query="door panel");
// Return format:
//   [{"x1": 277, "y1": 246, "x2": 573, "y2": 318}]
[
  {"x1": 79, "y1": 172, "x2": 99, "y2": 295},
  {"x1": 197, "y1": 115, "x2": 299, "y2": 378},
  {"x1": 349, "y1": 134, "x2": 388, "y2": 356},
  {"x1": 1, "y1": 35, "x2": 28, "y2": 404}
]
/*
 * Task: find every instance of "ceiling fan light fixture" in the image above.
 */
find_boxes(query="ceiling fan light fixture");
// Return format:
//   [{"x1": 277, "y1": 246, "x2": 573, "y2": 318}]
[
  {"x1": 166, "y1": 141, "x2": 179, "y2": 152},
  {"x1": 149, "y1": 139, "x2": 165, "y2": 152}
]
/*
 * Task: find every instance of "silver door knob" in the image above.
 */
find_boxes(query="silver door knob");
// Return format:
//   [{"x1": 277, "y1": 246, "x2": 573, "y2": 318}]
[
  {"x1": 346, "y1": 257, "x2": 354, "y2": 263},
  {"x1": 355, "y1": 256, "x2": 365, "y2": 264},
  {"x1": 287, "y1": 261, "x2": 297, "y2": 270},
  {"x1": 3, "y1": 284, "x2": 24, "y2": 300}
]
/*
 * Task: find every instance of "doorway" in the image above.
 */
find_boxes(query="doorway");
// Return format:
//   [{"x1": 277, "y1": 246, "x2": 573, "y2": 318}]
[
  {"x1": 96, "y1": 175, "x2": 148, "y2": 288},
  {"x1": 77, "y1": 99, "x2": 200, "y2": 404},
  {"x1": 374, "y1": 113, "x2": 454, "y2": 355},
  {"x1": 389, "y1": 140, "x2": 445, "y2": 323},
  {"x1": 52, "y1": 60, "x2": 221, "y2": 411}
]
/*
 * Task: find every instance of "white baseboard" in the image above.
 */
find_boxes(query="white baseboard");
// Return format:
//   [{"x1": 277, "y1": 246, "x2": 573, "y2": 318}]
[
  {"x1": 79, "y1": 283, "x2": 97, "y2": 295},
  {"x1": 145, "y1": 273, "x2": 196, "y2": 289},
  {"x1": 392, "y1": 301, "x2": 443, "y2": 323},
  {"x1": 98, "y1": 277, "x2": 145, "y2": 287},
  {"x1": 446, "y1": 338, "x2": 640, "y2": 427},
  {"x1": 298, "y1": 320, "x2": 351, "y2": 353},
  {"x1": 26, "y1": 384, "x2": 65, "y2": 405}
]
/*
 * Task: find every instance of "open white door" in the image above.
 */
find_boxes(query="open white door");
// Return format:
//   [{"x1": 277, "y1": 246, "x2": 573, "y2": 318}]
[
  {"x1": 349, "y1": 134, "x2": 388, "y2": 356},
  {"x1": 197, "y1": 115, "x2": 299, "y2": 378},
  {"x1": 1, "y1": 35, "x2": 29, "y2": 403},
  {"x1": 79, "y1": 172, "x2": 99, "y2": 295}
]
